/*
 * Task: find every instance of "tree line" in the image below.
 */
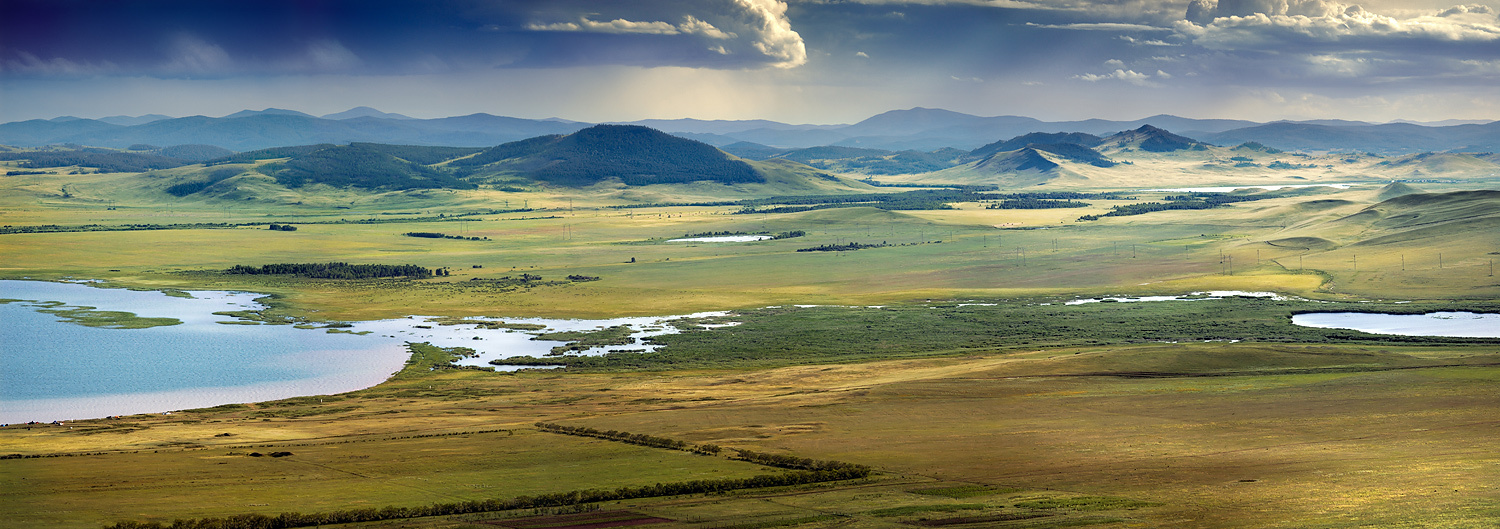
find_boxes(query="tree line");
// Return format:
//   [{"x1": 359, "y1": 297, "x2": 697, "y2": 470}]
[
  {"x1": 404, "y1": 232, "x2": 487, "y2": 241},
  {"x1": 987, "y1": 199, "x2": 1090, "y2": 209},
  {"x1": 225, "y1": 263, "x2": 432, "y2": 279},
  {"x1": 797, "y1": 242, "x2": 889, "y2": 252},
  {"x1": 104, "y1": 461, "x2": 869, "y2": 529},
  {"x1": 1078, "y1": 193, "x2": 1268, "y2": 221},
  {"x1": 535, "y1": 422, "x2": 722, "y2": 455}
]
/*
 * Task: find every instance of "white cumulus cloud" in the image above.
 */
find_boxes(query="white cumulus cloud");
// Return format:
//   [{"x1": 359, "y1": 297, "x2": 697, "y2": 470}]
[
  {"x1": 1180, "y1": 1, "x2": 1500, "y2": 48},
  {"x1": 525, "y1": 1, "x2": 804, "y2": 69},
  {"x1": 734, "y1": 0, "x2": 807, "y2": 68},
  {"x1": 1074, "y1": 68, "x2": 1156, "y2": 85}
]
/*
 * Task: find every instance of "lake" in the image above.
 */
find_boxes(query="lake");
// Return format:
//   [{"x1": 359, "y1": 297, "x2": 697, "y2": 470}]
[
  {"x1": 1291, "y1": 312, "x2": 1500, "y2": 338},
  {"x1": 0, "y1": 280, "x2": 723, "y2": 423}
]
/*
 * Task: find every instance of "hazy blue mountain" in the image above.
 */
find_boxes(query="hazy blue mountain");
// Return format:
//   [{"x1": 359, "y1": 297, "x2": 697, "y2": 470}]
[
  {"x1": 1, "y1": 112, "x2": 588, "y2": 151},
  {"x1": 321, "y1": 106, "x2": 415, "y2": 120},
  {"x1": 97, "y1": 114, "x2": 174, "y2": 126},
  {"x1": 838, "y1": 107, "x2": 1005, "y2": 137},
  {"x1": 619, "y1": 118, "x2": 837, "y2": 135},
  {"x1": 1202, "y1": 122, "x2": 1500, "y2": 154},
  {"x1": 222, "y1": 108, "x2": 317, "y2": 119},
  {"x1": 666, "y1": 131, "x2": 743, "y2": 146},
  {"x1": 9, "y1": 107, "x2": 1500, "y2": 154},
  {"x1": 0, "y1": 118, "x2": 123, "y2": 145}
]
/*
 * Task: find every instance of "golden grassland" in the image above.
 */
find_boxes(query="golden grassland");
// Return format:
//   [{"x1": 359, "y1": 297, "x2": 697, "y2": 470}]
[
  {"x1": 3, "y1": 343, "x2": 1498, "y2": 528},
  {"x1": 2, "y1": 165, "x2": 1499, "y2": 528}
]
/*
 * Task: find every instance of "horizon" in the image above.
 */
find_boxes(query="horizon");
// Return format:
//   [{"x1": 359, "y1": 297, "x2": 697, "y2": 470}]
[
  {"x1": 20, "y1": 106, "x2": 1500, "y2": 128},
  {"x1": 5, "y1": 1, "x2": 1500, "y2": 125}
]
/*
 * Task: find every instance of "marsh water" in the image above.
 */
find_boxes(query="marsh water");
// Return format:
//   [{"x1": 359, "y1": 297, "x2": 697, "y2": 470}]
[
  {"x1": 0, "y1": 280, "x2": 720, "y2": 423},
  {"x1": 666, "y1": 235, "x2": 773, "y2": 242},
  {"x1": 1291, "y1": 312, "x2": 1500, "y2": 338}
]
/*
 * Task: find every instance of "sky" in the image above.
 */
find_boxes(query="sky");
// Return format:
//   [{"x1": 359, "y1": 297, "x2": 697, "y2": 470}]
[{"x1": 3, "y1": 0, "x2": 1499, "y2": 124}]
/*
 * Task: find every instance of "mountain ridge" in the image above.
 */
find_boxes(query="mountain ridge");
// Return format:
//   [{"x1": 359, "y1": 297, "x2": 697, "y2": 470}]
[{"x1": 5, "y1": 107, "x2": 1499, "y2": 154}]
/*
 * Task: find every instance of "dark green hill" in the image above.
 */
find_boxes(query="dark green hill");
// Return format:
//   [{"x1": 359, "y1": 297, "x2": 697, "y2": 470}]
[
  {"x1": 1100, "y1": 125, "x2": 1209, "y2": 153},
  {"x1": 0, "y1": 147, "x2": 188, "y2": 172},
  {"x1": 969, "y1": 132, "x2": 1104, "y2": 160},
  {"x1": 259, "y1": 144, "x2": 474, "y2": 190},
  {"x1": 720, "y1": 141, "x2": 786, "y2": 160},
  {"x1": 348, "y1": 143, "x2": 484, "y2": 165},
  {"x1": 456, "y1": 125, "x2": 762, "y2": 186},
  {"x1": 207, "y1": 144, "x2": 337, "y2": 165},
  {"x1": 973, "y1": 143, "x2": 1115, "y2": 173},
  {"x1": 1029, "y1": 143, "x2": 1116, "y2": 167}
]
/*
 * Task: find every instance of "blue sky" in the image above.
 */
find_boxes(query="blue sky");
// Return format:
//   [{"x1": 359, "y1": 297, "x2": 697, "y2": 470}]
[{"x1": 3, "y1": 0, "x2": 1499, "y2": 123}]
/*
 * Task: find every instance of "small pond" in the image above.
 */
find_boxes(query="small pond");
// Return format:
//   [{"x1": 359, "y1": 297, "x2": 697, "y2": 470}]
[
  {"x1": 666, "y1": 235, "x2": 773, "y2": 242},
  {"x1": 1291, "y1": 312, "x2": 1500, "y2": 338}
]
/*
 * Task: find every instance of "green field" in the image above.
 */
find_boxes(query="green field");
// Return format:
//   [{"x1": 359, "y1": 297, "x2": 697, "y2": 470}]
[{"x1": 2, "y1": 163, "x2": 1499, "y2": 528}]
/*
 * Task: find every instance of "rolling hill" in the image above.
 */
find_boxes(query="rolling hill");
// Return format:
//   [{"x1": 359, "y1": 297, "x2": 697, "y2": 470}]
[
  {"x1": 454, "y1": 125, "x2": 763, "y2": 186},
  {"x1": 1098, "y1": 125, "x2": 1210, "y2": 153},
  {"x1": 136, "y1": 126, "x2": 867, "y2": 201}
]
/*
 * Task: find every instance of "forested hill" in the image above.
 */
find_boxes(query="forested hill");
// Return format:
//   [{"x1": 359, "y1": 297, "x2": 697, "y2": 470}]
[
  {"x1": 455, "y1": 124, "x2": 763, "y2": 186},
  {"x1": 260, "y1": 144, "x2": 474, "y2": 190}
]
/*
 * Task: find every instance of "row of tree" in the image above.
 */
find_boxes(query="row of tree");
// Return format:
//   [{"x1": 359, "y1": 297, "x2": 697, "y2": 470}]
[
  {"x1": 404, "y1": 232, "x2": 486, "y2": 241},
  {"x1": 796, "y1": 242, "x2": 889, "y2": 252},
  {"x1": 225, "y1": 263, "x2": 432, "y2": 279},
  {"x1": 105, "y1": 463, "x2": 870, "y2": 529},
  {"x1": 729, "y1": 449, "x2": 871, "y2": 473},
  {"x1": 987, "y1": 199, "x2": 1090, "y2": 209},
  {"x1": 1078, "y1": 193, "x2": 1268, "y2": 221},
  {"x1": 535, "y1": 422, "x2": 721, "y2": 455}
]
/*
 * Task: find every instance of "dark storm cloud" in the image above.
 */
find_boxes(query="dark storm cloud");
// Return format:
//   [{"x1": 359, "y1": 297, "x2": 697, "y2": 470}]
[
  {"x1": 0, "y1": 0, "x2": 807, "y2": 76},
  {"x1": 2, "y1": 0, "x2": 1499, "y2": 123}
]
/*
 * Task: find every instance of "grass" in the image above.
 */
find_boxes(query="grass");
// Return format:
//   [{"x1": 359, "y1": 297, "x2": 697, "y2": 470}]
[
  {"x1": 2, "y1": 167, "x2": 1499, "y2": 528},
  {"x1": 912, "y1": 485, "x2": 1024, "y2": 498},
  {"x1": 499, "y1": 298, "x2": 1499, "y2": 371},
  {"x1": 2, "y1": 342, "x2": 1498, "y2": 527},
  {"x1": 1, "y1": 299, "x2": 182, "y2": 329},
  {"x1": 867, "y1": 503, "x2": 987, "y2": 517},
  {"x1": 5, "y1": 176, "x2": 1496, "y2": 320}
]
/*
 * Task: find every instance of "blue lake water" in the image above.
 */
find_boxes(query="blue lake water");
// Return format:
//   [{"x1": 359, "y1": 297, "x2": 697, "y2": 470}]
[
  {"x1": 0, "y1": 280, "x2": 411, "y2": 423},
  {"x1": 1291, "y1": 312, "x2": 1500, "y2": 338},
  {"x1": 0, "y1": 280, "x2": 724, "y2": 423}
]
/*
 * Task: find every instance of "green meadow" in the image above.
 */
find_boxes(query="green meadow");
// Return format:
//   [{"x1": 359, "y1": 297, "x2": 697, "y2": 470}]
[{"x1": 2, "y1": 163, "x2": 1499, "y2": 528}]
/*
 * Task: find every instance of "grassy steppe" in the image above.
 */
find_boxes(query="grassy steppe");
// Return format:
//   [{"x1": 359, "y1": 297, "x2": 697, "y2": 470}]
[
  {"x1": 6, "y1": 178, "x2": 1496, "y2": 318},
  {"x1": 2, "y1": 167, "x2": 1499, "y2": 528},
  {"x1": 3, "y1": 342, "x2": 1498, "y2": 528}
]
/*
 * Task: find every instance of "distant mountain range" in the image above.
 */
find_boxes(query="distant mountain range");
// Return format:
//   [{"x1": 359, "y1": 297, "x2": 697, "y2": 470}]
[
  {"x1": 147, "y1": 125, "x2": 858, "y2": 198},
  {"x1": 3, "y1": 107, "x2": 1498, "y2": 155}
]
